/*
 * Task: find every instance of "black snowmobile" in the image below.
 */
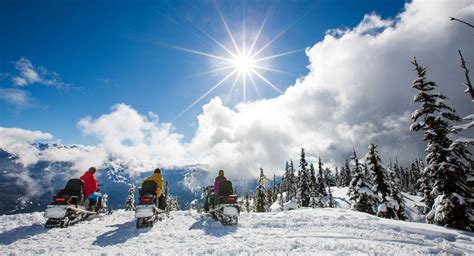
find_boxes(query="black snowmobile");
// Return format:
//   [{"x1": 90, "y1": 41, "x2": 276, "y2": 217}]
[
  {"x1": 203, "y1": 180, "x2": 240, "y2": 225},
  {"x1": 135, "y1": 180, "x2": 167, "y2": 228},
  {"x1": 44, "y1": 179, "x2": 111, "y2": 228}
]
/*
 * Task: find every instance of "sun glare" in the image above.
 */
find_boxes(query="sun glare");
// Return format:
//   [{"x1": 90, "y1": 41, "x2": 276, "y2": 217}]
[
  {"x1": 233, "y1": 54, "x2": 255, "y2": 73},
  {"x1": 170, "y1": 3, "x2": 305, "y2": 120}
]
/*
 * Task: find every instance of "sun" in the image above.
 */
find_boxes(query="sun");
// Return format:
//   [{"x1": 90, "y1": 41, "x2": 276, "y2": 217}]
[
  {"x1": 168, "y1": 3, "x2": 304, "y2": 120},
  {"x1": 232, "y1": 54, "x2": 256, "y2": 73}
]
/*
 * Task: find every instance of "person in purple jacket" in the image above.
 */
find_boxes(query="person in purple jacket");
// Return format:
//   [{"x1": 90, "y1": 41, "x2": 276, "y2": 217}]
[{"x1": 213, "y1": 169, "x2": 227, "y2": 196}]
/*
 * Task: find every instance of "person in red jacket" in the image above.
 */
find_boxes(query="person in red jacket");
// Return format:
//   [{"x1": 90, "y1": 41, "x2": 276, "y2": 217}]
[{"x1": 80, "y1": 167, "x2": 98, "y2": 198}]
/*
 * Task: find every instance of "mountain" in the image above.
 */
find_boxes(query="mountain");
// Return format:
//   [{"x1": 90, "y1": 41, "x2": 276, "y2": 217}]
[
  {"x1": 0, "y1": 208, "x2": 472, "y2": 254},
  {"x1": 0, "y1": 144, "x2": 213, "y2": 214},
  {"x1": 0, "y1": 142, "x2": 263, "y2": 215}
]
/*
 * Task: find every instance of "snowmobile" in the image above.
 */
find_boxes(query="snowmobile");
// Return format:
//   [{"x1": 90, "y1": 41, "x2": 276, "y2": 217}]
[
  {"x1": 44, "y1": 179, "x2": 111, "y2": 228},
  {"x1": 135, "y1": 180, "x2": 167, "y2": 228},
  {"x1": 203, "y1": 180, "x2": 240, "y2": 225}
]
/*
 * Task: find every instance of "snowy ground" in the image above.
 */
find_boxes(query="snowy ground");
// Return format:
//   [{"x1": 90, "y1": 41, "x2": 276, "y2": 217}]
[{"x1": 1, "y1": 208, "x2": 473, "y2": 255}]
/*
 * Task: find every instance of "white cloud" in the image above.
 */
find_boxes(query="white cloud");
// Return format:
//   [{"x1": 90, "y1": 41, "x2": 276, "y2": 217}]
[
  {"x1": 0, "y1": 88, "x2": 35, "y2": 109},
  {"x1": 1, "y1": 0, "x2": 473, "y2": 181},
  {"x1": 77, "y1": 104, "x2": 189, "y2": 172},
  {"x1": 0, "y1": 127, "x2": 53, "y2": 166},
  {"x1": 11, "y1": 57, "x2": 67, "y2": 88},
  {"x1": 184, "y1": 0, "x2": 474, "y2": 178}
]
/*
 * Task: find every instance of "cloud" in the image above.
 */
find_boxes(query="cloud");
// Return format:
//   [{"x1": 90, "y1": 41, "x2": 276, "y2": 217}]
[
  {"x1": 184, "y1": 0, "x2": 474, "y2": 178},
  {"x1": 0, "y1": 88, "x2": 35, "y2": 109},
  {"x1": 11, "y1": 57, "x2": 67, "y2": 88},
  {"x1": 77, "y1": 104, "x2": 189, "y2": 172},
  {"x1": 1, "y1": 0, "x2": 473, "y2": 181},
  {"x1": 0, "y1": 127, "x2": 53, "y2": 166}
]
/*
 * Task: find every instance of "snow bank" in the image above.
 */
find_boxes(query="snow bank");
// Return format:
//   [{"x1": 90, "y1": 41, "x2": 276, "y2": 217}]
[{"x1": 0, "y1": 208, "x2": 472, "y2": 255}]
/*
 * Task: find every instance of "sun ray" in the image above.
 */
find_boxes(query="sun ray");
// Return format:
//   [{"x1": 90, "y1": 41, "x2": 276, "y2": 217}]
[
  {"x1": 248, "y1": 5, "x2": 273, "y2": 56},
  {"x1": 193, "y1": 25, "x2": 238, "y2": 59},
  {"x1": 250, "y1": 7, "x2": 314, "y2": 59},
  {"x1": 185, "y1": 65, "x2": 235, "y2": 78},
  {"x1": 247, "y1": 72, "x2": 262, "y2": 98},
  {"x1": 225, "y1": 71, "x2": 241, "y2": 103},
  {"x1": 174, "y1": 69, "x2": 238, "y2": 120},
  {"x1": 251, "y1": 69, "x2": 283, "y2": 94},
  {"x1": 242, "y1": 0, "x2": 245, "y2": 55},
  {"x1": 163, "y1": 43, "x2": 233, "y2": 62},
  {"x1": 254, "y1": 48, "x2": 305, "y2": 62},
  {"x1": 216, "y1": 1, "x2": 242, "y2": 56},
  {"x1": 253, "y1": 65, "x2": 298, "y2": 76},
  {"x1": 243, "y1": 70, "x2": 247, "y2": 102},
  {"x1": 171, "y1": 2, "x2": 307, "y2": 121}
]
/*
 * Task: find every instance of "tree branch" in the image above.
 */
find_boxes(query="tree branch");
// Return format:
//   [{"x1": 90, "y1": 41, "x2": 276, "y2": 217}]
[
  {"x1": 458, "y1": 50, "x2": 474, "y2": 101},
  {"x1": 450, "y1": 17, "x2": 474, "y2": 29}
]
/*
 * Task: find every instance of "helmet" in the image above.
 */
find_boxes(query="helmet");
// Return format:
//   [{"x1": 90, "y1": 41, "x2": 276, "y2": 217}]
[
  {"x1": 154, "y1": 168, "x2": 161, "y2": 174},
  {"x1": 218, "y1": 169, "x2": 224, "y2": 176}
]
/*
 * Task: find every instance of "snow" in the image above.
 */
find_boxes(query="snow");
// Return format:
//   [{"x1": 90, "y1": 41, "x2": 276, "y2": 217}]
[{"x1": 1, "y1": 209, "x2": 473, "y2": 255}]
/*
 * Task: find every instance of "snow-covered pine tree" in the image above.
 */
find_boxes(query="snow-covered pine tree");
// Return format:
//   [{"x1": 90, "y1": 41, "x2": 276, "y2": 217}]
[
  {"x1": 286, "y1": 160, "x2": 297, "y2": 201},
  {"x1": 255, "y1": 168, "x2": 268, "y2": 212},
  {"x1": 365, "y1": 144, "x2": 393, "y2": 218},
  {"x1": 327, "y1": 185, "x2": 335, "y2": 208},
  {"x1": 272, "y1": 174, "x2": 278, "y2": 203},
  {"x1": 348, "y1": 149, "x2": 376, "y2": 215},
  {"x1": 308, "y1": 162, "x2": 323, "y2": 208},
  {"x1": 278, "y1": 183, "x2": 284, "y2": 211},
  {"x1": 334, "y1": 167, "x2": 340, "y2": 187},
  {"x1": 408, "y1": 161, "x2": 420, "y2": 195},
  {"x1": 283, "y1": 161, "x2": 290, "y2": 199},
  {"x1": 266, "y1": 187, "x2": 274, "y2": 211},
  {"x1": 451, "y1": 50, "x2": 474, "y2": 219},
  {"x1": 411, "y1": 58, "x2": 472, "y2": 231},
  {"x1": 297, "y1": 148, "x2": 311, "y2": 207},
  {"x1": 342, "y1": 159, "x2": 352, "y2": 187},
  {"x1": 245, "y1": 193, "x2": 251, "y2": 212},
  {"x1": 309, "y1": 163, "x2": 317, "y2": 193},
  {"x1": 387, "y1": 163, "x2": 408, "y2": 220},
  {"x1": 323, "y1": 167, "x2": 333, "y2": 187},
  {"x1": 317, "y1": 157, "x2": 327, "y2": 197}
]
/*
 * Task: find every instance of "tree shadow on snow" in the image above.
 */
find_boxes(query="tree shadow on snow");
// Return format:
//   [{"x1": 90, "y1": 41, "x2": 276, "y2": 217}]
[
  {"x1": 93, "y1": 220, "x2": 149, "y2": 247},
  {"x1": 189, "y1": 217, "x2": 237, "y2": 237},
  {"x1": 0, "y1": 224, "x2": 48, "y2": 245}
]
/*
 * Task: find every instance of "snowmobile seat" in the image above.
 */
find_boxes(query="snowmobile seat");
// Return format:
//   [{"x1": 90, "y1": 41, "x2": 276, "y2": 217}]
[
  {"x1": 218, "y1": 180, "x2": 233, "y2": 197},
  {"x1": 64, "y1": 179, "x2": 84, "y2": 205},
  {"x1": 140, "y1": 180, "x2": 158, "y2": 196}
]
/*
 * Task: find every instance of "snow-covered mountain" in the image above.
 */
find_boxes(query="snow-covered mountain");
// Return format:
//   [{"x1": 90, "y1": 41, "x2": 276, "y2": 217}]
[
  {"x1": 0, "y1": 208, "x2": 472, "y2": 254},
  {"x1": 0, "y1": 143, "x2": 213, "y2": 214},
  {"x1": 0, "y1": 142, "x2": 262, "y2": 214}
]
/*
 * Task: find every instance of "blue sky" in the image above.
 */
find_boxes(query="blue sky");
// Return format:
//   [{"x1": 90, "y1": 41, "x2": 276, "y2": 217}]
[{"x1": 1, "y1": 0, "x2": 407, "y2": 145}]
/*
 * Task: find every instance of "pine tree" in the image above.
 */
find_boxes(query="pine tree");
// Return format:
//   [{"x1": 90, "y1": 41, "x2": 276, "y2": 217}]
[
  {"x1": 272, "y1": 174, "x2": 278, "y2": 203},
  {"x1": 255, "y1": 168, "x2": 268, "y2": 212},
  {"x1": 366, "y1": 144, "x2": 393, "y2": 218},
  {"x1": 309, "y1": 163, "x2": 317, "y2": 194},
  {"x1": 317, "y1": 157, "x2": 327, "y2": 197},
  {"x1": 285, "y1": 160, "x2": 297, "y2": 202},
  {"x1": 334, "y1": 167, "x2": 340, "y2": 187},
  {"x1": 411, "y1": 58, "x2": 472, "y2": 231},
  {"x1": 308, "y1": 162, "x2": 323, "y2": 208},
  {"x1": 266, "y1": 188, "x2": 274, "y2": 211},
  {"x1": 348, "y1": 149, "x2": 376, "y2": 215},
  {"x1": 341, "y1": 159, "x2": 352, "y2": 187},
  {"x1": 245, "y1": 193, "x2": 251, "y2": 212},
  {"x1": 278, "y1": 184, "x2": 284, "y2": 211},
  {"x1": 327, "y1": 185, "x2": 335, "y2": 208},
  {"x1": 297, "y1": 148, "x2": 311, "y2": 207},
  {"x1": 387, "y1": 163, "x2": 408, "y2": 220}
]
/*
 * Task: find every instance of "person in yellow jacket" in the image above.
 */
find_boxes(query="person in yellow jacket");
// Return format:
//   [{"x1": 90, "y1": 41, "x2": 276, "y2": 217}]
[{"x1": 142, "y1": 168, "x2": 165, "y2": 210}]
